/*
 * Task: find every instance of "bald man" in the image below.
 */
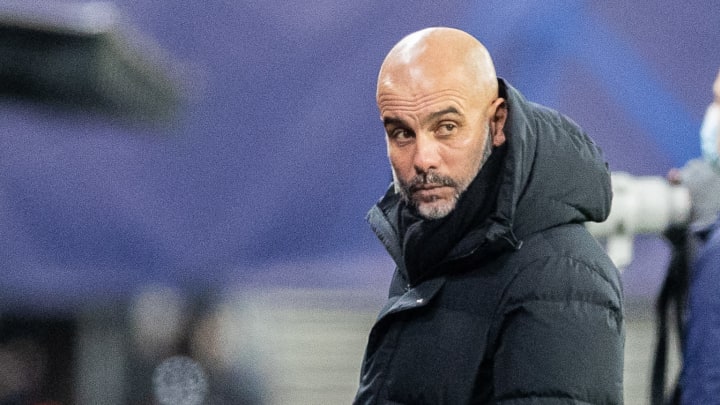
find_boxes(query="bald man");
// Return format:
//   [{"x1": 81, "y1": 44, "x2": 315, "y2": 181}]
[{"x1": 355, "y1": 27, "x2": 624, "y2": 404}]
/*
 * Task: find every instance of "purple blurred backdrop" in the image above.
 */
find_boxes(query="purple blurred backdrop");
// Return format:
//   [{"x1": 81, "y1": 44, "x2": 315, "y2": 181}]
[{"x1": 1, "y1": 0, "x2": 718, "y2": 313}]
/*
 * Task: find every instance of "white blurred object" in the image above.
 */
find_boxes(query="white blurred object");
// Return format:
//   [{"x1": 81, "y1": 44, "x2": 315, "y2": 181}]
[
  {"x1": 586, "y1": 172, "x2": 692, "y2": 269},
  {"x1": 130, "y1": 284, "x2": 188, "y2": 359},
  {"x1": 153, "y1": 355, "x2": 208, "y2": 405}
]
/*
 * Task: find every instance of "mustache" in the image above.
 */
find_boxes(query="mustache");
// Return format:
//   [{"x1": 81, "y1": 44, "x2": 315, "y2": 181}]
[{"x1": 406, "y1": 171, "x2": 458, "y2": 191}]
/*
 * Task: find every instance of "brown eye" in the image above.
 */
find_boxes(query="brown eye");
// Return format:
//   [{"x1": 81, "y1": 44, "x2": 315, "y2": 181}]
[
  {"x1": 390, "y1": 128, "x2": 411, "y2": 140},
  {"x1": 393, "y1": 129, "x2": 405, "y2": 138},
  {"x1": 437, "y1": 123, "x2": 457, "y2": 136}
]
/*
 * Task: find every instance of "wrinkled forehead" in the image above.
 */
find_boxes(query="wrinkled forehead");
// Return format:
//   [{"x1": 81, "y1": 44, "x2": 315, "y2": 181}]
[{"x1": 376, "y1": 89, "x2": 473, "y2": 121}]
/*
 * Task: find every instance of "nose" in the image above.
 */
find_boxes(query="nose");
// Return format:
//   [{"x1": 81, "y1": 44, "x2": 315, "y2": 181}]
[{"x1": 412, "y1": 134, "x2": 441, "y2": 174}]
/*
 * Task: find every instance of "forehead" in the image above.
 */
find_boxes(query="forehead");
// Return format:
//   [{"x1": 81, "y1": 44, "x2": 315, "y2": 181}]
[
  {"x1": 377, "y1": 88, "x2": 472, "y2": 118},
  {"x1": 376, "y1": 63, "x2": 483, "y2": 115}
]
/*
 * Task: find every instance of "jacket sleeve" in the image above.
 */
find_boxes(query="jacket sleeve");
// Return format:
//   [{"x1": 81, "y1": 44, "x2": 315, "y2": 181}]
[{"x1": 492, "y1": 256, "x2": 624, "y2": 404}]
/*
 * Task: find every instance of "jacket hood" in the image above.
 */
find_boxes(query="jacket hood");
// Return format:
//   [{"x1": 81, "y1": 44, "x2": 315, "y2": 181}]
[{"x1": 494, "y1": 78, "x2": 612, "y2": 241}]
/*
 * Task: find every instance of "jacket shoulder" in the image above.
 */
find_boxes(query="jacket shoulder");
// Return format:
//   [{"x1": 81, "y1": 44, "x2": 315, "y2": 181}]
[
  {"x1": 489, "y1": 224, "x2": 624, "y2": 404},
  {"x1": 503, "y1": 223, "x2": 622, "y2": 308}
]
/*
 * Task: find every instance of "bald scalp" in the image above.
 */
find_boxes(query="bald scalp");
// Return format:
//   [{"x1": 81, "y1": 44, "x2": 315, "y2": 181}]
[{"x1": 377, "y1": 27, "x2": 498, "y2": 104}]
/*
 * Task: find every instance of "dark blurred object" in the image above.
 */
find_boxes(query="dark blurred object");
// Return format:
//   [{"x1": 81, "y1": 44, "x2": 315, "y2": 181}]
[
  {"x1": 651, "y1": 224, "x2": 688, "y2": 405},
  {"x1": 0, "y1": 1, "x2": 183, "y2": 123},
  {"x1": 0, "y1": 316, "x2": 76, "y2": 405}
]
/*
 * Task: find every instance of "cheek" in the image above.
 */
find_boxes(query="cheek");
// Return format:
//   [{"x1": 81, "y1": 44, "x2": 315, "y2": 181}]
[
  {"x1": 454, "y1": 138, "x2": 487, "y2": 176},
  {"x1": 387, "y1": 147, "x2": 412, "y2": 173}
]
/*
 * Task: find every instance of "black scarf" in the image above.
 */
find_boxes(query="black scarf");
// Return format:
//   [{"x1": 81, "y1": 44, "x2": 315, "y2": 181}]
[{"x1": 398, "y1": 143, "x2": 507, "y2": 285}]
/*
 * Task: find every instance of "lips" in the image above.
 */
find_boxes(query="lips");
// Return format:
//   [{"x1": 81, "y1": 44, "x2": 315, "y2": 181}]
[
  {"x1": 411, "y1": 184, "x2": 444, "y2": 192},
  {"x1": 412, "y1": 185, "x2": 450, "y2": 201}
]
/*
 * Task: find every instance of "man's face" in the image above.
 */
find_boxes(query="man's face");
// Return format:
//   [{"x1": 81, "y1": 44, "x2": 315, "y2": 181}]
[{"x1": 378, "y1": 86, "x2": 495, "y2": 219}]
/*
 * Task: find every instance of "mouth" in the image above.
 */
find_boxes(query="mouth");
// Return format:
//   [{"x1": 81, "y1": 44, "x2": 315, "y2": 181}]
[
  {"x1": 411, "y1": 183, "x2": 444, "y2": 192},
  {"x1": 413, "y1": 184, "x2": 445, "y2": 191},
  {"x1": 411, "y1": 184, "x2": 450, "y2": 201}
]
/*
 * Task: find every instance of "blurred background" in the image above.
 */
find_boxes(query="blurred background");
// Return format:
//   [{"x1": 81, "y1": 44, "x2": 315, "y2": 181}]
[{"x1": 0, "y1": 0, "x2": 718, "y2": 403}]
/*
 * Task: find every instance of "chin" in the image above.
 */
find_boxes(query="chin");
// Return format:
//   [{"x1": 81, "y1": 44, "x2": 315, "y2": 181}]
[{"x1": 417, "y1": 200, "x2": 456, "y2": 220}]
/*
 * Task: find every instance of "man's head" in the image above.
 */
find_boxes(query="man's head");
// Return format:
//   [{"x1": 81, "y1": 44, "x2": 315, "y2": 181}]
[{"x1": 377, "y1": 27, "x2": 507, "y2": 219}]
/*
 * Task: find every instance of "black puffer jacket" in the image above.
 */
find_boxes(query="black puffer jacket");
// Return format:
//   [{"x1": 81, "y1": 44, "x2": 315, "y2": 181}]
[{"x1": 354, "y1": 79, "x2": 624, "y2": 404}]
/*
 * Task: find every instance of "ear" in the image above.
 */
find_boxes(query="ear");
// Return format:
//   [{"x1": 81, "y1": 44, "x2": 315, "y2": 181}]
[{"x1": 490, "y1": 98, "x2": 507, "y2": 147}]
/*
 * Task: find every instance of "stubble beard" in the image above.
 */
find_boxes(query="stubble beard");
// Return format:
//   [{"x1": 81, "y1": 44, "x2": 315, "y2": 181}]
[{"x1": 394, "y1": 125, "x2": 493, "y2": 220}]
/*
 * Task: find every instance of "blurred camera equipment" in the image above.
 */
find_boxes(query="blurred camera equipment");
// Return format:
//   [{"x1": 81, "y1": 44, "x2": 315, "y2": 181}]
[{"x1": 585, "y1": 171, "x2": 692, "y2": 269}]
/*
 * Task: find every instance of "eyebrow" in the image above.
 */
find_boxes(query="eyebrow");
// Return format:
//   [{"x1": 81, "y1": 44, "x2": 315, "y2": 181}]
[
  {"x1": 425, "y1": 107, "x2": 462, "y2": 124},
  {"x1": 382, "y1": 116, "x2": 407, "y2": 128},
  {"x1": 382, "y1": 107, "x2": 462, "y2": 128}
]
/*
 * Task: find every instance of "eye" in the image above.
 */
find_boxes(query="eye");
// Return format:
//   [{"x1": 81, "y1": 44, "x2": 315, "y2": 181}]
[
  {"x1": 436, "y1": 122, "x2": 457, "y2": 137},
  {"x1": 388, "y1": 128, "x2": 414, "y2": 144}
]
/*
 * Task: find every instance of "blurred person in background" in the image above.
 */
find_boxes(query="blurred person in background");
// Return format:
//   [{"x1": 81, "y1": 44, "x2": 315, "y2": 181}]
[
  {"x1": 675, "y1": 68, "x2": 720, "y2": 404},
  {"x1": 354, "y1": 27, "x2": 623, "y2": 404},
  {"x1": 652, "y1": 69, "x2": 720, "y2": 405}
]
